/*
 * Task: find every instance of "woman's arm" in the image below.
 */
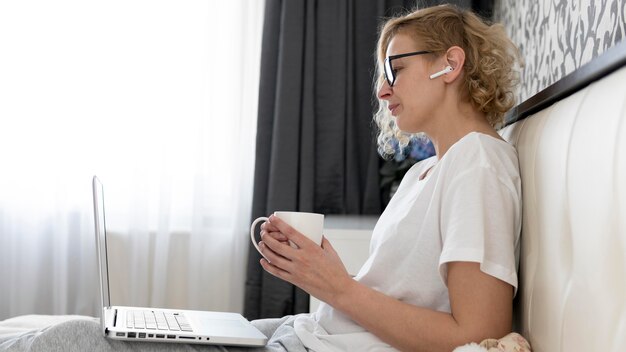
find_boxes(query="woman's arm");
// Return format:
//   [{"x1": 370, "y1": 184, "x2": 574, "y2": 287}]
[
  {"x1": 259, "y1": 216, "x2": 513, "y2": 352},
  {"x1": 333, "y1": 261, "x2": 513, "y2": 352}
]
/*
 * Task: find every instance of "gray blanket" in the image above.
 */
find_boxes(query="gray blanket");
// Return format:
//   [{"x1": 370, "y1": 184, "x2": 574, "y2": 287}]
[{"x1": 0, "y1": 315, "x2": 307, "y2": 352}]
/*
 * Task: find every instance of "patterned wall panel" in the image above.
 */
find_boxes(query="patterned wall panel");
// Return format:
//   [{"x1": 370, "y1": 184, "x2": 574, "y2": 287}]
[{"x1": 494, "y1": 0, "x2": 626, "y2": 102}]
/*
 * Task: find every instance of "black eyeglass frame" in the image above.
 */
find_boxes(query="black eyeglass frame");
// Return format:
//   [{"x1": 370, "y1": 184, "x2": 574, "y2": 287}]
[{"x1": 384, "y1": 50, "x2": 432, "y2": 87}]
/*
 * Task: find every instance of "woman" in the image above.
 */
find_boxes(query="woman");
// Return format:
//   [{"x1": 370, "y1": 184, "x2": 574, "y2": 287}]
[
  {"x1": 0, "y1": 4, "x2": 521, "y2": 352},
  {"x1": 259, "y1": 4, "x2": 522, "y2": 351}
]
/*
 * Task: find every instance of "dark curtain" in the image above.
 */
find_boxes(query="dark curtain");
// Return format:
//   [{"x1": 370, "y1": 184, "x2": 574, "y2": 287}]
[
  {"x1": 244, "y1": 0, "x2": 495, "y2": 320},
  {"x1": 422, "y1": 0, "x2": 494, "y2": 18}
]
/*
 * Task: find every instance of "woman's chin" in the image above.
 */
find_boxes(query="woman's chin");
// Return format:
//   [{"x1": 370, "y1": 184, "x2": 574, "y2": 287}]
[
  {"x1": 394, "y1": 113, "x2": 427, "y2": 134},
  {"x1": 395, "y1": 119, "x2": 416, "y2": 133}
]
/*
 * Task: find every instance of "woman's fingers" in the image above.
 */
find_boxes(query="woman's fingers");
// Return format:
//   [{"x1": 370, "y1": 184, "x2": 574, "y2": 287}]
[
  {"x1": 258, "y1": 241, "x2": 291, "y2": 269},
  {"x1": 260, "y1": 221, "x2": 279, "y2": 233},
  {"x1": 267, "y1": 215, "x2": 315, "y2": 249},
  {"x1": 261, "y1": 229, "x2": 289, "y2": 242},
  {"x1": 260, "y1": 258, "x2": 290, "y2": 280},
  {"x1": 260, "y1": 229, "x2": 298, "y2": 263}
]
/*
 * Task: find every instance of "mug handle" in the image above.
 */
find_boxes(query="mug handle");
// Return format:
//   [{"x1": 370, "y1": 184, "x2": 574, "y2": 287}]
[{"x1": 250, "y1": 216, "x2": 269, "y2": 260}]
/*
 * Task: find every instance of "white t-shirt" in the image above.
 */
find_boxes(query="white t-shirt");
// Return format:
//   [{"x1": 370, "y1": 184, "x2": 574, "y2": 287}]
[{"x1": 293, "y1": 132, "x2": 522, "y2": 351}]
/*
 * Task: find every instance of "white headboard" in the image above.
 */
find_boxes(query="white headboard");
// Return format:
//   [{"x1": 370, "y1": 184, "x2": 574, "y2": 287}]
[{"x1": 499, "y1": 42, "x2": 626, "y2": 352}]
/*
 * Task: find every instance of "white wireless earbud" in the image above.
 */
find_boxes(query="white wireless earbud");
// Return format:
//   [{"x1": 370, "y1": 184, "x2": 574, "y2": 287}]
[{"x1": 429, "y1": 65, "x2": 453, "y2": 80}]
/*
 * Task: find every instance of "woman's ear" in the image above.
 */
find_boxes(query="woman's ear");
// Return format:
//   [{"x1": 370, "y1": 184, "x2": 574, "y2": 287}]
[{"x1": 441, "y1": 46, "x2": 465, "y2": 82}]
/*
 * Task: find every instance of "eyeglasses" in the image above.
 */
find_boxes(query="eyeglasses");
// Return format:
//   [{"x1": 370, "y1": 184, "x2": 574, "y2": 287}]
[{"x1": 383, "y1": 50, "x2": 432, "y2": 87}]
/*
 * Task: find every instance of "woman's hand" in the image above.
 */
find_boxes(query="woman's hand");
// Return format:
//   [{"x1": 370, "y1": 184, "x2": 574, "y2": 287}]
[{"x1": 258, "y1": 215, "x2": 353, "y2": 306}]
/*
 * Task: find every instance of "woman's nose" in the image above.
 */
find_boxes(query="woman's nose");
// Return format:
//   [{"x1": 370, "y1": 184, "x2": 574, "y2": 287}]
[{"x1": 377, "y1": 80, "x2": 392, "y2": 100}]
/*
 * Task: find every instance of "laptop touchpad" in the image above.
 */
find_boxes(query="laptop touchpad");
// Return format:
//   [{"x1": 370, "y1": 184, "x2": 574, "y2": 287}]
[{"x1": 197, "y1": 318, "x2": 250, "y2": 334}]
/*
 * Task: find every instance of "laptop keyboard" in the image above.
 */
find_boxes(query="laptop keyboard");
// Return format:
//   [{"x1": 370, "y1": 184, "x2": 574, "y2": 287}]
[{"x1": 127, "y1": 310, "x2": 193, "y2": 332}]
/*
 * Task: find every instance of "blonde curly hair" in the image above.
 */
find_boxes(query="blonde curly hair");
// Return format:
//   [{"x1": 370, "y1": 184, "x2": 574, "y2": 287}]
[{"x1": 374, "y1": 4, "x2": 522, "y2": 158}]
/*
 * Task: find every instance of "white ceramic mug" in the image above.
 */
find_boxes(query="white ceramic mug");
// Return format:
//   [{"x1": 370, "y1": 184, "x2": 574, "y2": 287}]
[{"x1": 250, "y1": 211, "x2": 324, "y2": 259}]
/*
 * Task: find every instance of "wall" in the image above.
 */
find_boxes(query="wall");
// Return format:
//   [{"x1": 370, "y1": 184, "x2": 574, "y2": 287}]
[{"x1": 494, "y1": 0, "x2": 626, "y2": 102}]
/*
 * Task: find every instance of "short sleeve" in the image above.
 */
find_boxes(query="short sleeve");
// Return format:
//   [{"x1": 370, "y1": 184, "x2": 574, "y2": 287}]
[{"x1": 438, "y1": 165, "x2": 520, "y2": 295}]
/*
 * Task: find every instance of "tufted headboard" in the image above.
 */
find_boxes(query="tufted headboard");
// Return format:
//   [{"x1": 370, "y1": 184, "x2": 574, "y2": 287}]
[{"x1": 499, "y1": 40, "x2": 626, "y2": 351}]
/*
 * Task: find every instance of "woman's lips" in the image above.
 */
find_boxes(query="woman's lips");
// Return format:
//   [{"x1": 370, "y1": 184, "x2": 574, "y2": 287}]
[{"x1": 388, "y1": 104, "x2": 399, "y2": 115}]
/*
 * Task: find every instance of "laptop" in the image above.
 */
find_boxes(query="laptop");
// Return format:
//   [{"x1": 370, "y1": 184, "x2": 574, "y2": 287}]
[{"x1": 92, "y1": 176, "x2": 268, "y2": 346}]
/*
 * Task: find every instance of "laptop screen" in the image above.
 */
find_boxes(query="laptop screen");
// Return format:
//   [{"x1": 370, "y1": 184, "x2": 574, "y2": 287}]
[{"x1": 92, "y1": 176, "x2": 111, "y2": 311}]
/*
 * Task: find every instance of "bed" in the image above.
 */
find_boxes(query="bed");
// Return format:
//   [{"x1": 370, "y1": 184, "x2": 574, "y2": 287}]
[
  {"x1": 499, "y1": 38, "x2": 626, "y2": 351},
  {"x1": 2, "y1": 39, "x2": 626, "y2": 352}
]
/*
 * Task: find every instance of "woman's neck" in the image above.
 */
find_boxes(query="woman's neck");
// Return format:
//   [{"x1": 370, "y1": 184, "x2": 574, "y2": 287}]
[{"x1": 426, "y1": 102, "x2": 498, "y2": 160}]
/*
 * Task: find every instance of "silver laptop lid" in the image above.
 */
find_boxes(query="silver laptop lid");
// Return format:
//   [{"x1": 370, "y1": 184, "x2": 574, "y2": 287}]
[
  {"x1": 90, "y1": 176, "x2": 267, "y2": 346},
  {"x1": 92, "y1": 176, "x2": 111, "y2": 328}
]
